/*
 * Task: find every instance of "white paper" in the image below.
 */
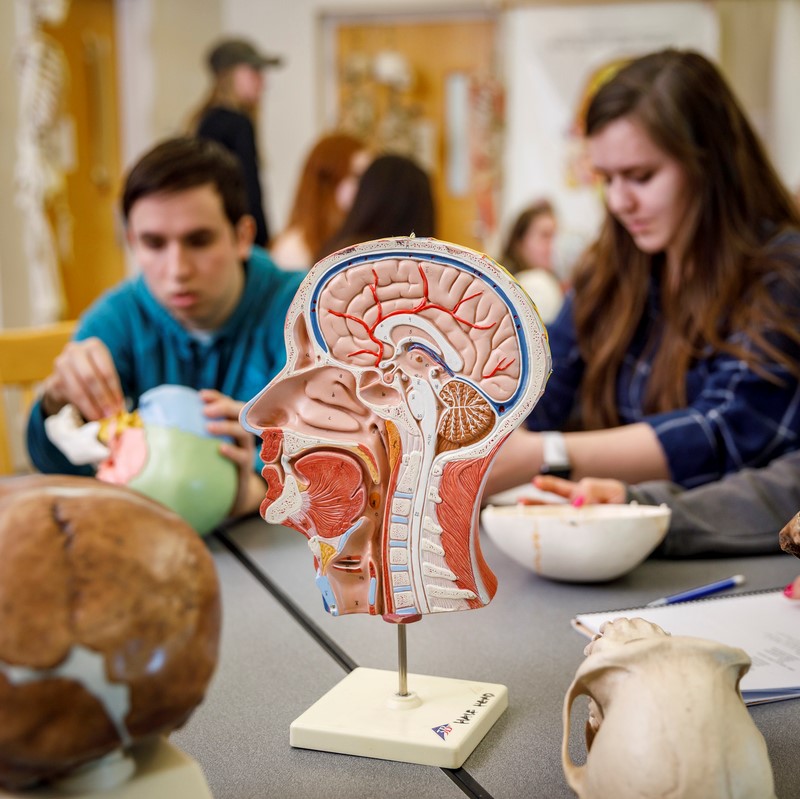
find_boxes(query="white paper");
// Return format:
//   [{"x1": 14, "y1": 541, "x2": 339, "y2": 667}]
[{"x1": 573, "y1": 591, "x2": 800, "y2": 703}]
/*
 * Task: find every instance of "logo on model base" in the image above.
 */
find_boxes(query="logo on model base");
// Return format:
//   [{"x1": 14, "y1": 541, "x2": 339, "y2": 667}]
[{"x1": 432, "y1": 723, "x2": 453, "y2": 740}]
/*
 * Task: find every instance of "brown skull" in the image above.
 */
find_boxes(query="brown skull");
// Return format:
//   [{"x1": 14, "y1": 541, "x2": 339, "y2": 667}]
[
  {"x1": 0, "y1": 475, "x2": 220, "y2": 789},
  {"x1": 779, "y1": 511, "x2": 800, "y2": 558}
]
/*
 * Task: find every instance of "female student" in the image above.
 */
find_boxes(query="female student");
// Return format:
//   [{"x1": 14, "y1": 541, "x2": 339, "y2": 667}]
[
  {"x1": 486, "y1": 49, "x2": 800, "y2": 496},
  {"x1": 317, "y1": 153, "x2": 436, "y2": 259},
  {"x1": 501, "y1": 199, "x2": 564, "y2": 323},
  {"x1": 270, "y1": 132, "x2": 371, "y2": 270}
]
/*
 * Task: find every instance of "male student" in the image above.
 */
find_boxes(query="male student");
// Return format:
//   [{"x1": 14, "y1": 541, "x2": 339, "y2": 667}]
[{"x1": 27, "y1": 136, "x2": 303, "y2": 517}]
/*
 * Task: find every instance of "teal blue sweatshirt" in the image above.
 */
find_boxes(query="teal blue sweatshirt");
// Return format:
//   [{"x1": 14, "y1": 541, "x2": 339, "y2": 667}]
[{"x1": 27, "y1": 246, "x2": 303, "y2": 475}]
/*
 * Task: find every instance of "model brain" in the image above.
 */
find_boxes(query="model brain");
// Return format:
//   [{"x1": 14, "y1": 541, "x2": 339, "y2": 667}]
[
  {"x1": 0, "y1": 475, "x2": 220, "y2": 790},
  {"x1": 320, "y1": 257, "x2": 523, "y2": 400}
]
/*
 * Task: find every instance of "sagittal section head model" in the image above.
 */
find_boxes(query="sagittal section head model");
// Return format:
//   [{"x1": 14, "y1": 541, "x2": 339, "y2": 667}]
[{"x1": 243, "y1": 237, "x2": 550, "y2": 621}]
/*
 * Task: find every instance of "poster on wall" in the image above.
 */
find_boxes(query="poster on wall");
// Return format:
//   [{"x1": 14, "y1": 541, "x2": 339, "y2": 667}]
[{"x1": 502, "y1": 2, "x2": 718, "y2": 280}]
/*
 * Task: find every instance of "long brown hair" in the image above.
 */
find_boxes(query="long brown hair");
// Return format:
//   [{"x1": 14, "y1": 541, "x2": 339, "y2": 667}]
[
  {"x1": 186, "y1": 69, "x2": 259, "y2": 134},
  {"x1": 574, "y1": 48, "x2": 800, "y2": 428},
  {"x1": 284, "y1": 133, "x2": 367, "y2": 257}
]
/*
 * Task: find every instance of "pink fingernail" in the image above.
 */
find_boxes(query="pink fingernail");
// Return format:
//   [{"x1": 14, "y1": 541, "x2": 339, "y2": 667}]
[
  {"x1": 571, "y1": 495, "x2": 586, "y2": 508},
  {"x1": 784, "y1": 582, "x2": 795, "y2": 599}
]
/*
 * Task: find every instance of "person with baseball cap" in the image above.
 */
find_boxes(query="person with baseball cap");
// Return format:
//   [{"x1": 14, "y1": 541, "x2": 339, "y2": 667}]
[{"x1": 188, "y1": 37, "x2": 283, "y2": 247}]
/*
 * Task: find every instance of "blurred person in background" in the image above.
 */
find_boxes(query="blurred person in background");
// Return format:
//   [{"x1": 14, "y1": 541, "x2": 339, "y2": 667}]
[
  {"x1": 317, "y1": 153, "x2": 436, "y2": 260},
  {"x1": 270, "y1": 132, "x2": 371, "y2": 270},
  {"x1": 501, "y1": 199, "x2": 564, "y2": 323},
  {"x1": 188, "y1": 37, "x2": 282, "y2": 247},
  {"x1": 27, "y1": 138, "x2": 304, "y2": 518}
]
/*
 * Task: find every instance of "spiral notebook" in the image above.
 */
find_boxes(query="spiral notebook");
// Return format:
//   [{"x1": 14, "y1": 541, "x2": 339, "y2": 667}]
[{"x1": 572, "y1": 588, "x2": 800, "y2": 705}]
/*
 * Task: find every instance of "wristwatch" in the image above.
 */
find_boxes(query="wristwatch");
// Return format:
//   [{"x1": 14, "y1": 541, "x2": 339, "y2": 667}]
[{"x1": 540, "y1": 431, "x2": 572, "y2": 480}]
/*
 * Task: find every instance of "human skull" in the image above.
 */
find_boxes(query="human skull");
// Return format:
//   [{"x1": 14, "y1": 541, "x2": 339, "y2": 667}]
[
  {"x1": 562, "y1": 618, "x2": 775, "y2": 798},
  {"x1": 0, "y1": 475, "x2": 220, "y2": 790}
]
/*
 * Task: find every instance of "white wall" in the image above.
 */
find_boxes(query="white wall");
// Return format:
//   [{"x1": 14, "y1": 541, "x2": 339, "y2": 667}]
[
  {"x1": 771, "y1": 0, "x2": 800, "y2": 192},
  {"x1": 115, "y1": 0, "x2": 223, "y2": 273},
  {"x1": 116, "y1": 0, "x2": 223, "y2": 168}
]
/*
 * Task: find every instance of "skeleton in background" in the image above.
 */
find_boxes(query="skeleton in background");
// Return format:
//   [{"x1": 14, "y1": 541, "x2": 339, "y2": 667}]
[
  {"x1": 15, "y1": 0, "x2": 72, "y2": 323},
  {"x1": 562, "y1": 617, "x2": 776, "y2": 799}
]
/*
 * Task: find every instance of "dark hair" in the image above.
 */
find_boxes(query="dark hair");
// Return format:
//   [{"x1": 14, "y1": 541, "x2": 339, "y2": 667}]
[
  {"x1": 501, "y1": 199, "x2": 555, "y2": 275},
  {"x1": 121, "y1": 137, "x2": 249, "y2": 226},
  {"x1": 572, "y1": 48, "x2": 800, "y2": 427},
  {"x1": 318, "y1": 154, "x2": 436, "y2": 259}
]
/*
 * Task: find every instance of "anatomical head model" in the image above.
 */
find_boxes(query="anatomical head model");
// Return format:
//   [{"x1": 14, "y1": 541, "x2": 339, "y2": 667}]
[
  {"x1": 243, "y1": 237, "x2": 550, "y2": 620},
  {"x1": 0, "y1": 475, "x2": 220, "y2": 790}
]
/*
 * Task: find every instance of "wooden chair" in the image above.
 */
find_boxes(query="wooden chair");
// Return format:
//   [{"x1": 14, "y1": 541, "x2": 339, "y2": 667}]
[{"x1": 0, "y1": 320, "x2": 76, "y2": 475}]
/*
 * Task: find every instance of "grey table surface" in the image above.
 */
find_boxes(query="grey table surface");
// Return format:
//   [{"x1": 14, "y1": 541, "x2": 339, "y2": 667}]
[{"x1": 174, "y1": 516, "x2": 800, "y2": 799}]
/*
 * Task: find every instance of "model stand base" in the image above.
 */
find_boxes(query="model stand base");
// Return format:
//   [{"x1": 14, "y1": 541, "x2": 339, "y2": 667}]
[
  {"x1": 290, "y1": 666, "x2": 508, "y2": 768},
  {"x1": 0, "y1": 738, "x2": 212, "y2": 799}
]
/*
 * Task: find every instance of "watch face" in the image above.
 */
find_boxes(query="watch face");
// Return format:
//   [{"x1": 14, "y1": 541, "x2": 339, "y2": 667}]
[{"x1": 540, "y1": 464, "x2": 572, "y2": 480}]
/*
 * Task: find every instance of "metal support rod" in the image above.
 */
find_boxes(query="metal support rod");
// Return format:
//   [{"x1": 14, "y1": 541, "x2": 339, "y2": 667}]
[{"x1": 397, "y1": 624, "x2": 409, "y2": 696}]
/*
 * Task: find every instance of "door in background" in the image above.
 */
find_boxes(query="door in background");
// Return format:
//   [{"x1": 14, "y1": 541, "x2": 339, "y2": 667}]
[{"x1": 327, "y1": 13, "x2": 501, "y2": 252}]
